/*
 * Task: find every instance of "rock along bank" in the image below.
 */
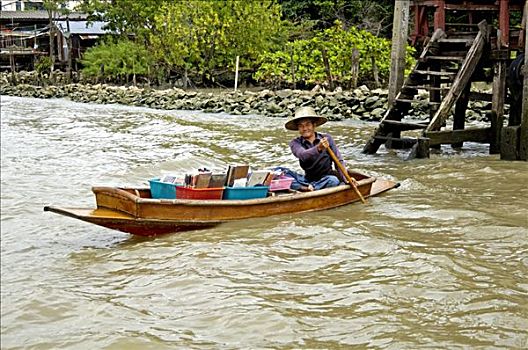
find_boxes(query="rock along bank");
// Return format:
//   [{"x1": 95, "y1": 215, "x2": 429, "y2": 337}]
[{"x1": 1, "y1": 71, "x2": 492, "y2": 123}]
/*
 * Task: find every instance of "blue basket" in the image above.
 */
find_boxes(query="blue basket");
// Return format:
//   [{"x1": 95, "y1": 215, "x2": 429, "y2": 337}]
[
  {"x1": 223, "y1": 186, "x2": 269, "y2": 200},
  {"x1": 149, "y1": 178, "x2": 178, "y2": 199}
]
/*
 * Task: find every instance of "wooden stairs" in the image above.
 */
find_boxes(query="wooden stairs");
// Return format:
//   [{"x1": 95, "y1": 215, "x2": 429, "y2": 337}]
[{"x1": 363, "y1": 20, "x2": 492, "y2": 159}]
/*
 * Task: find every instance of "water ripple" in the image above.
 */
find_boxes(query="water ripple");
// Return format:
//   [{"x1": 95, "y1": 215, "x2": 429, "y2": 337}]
[{"x1": 1, "y1": 95, "x2": 527, "y2": 349}]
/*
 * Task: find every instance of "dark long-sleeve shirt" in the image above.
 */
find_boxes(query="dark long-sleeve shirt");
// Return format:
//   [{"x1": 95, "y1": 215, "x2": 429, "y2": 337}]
[{"x1": 289, "y1": 132, "x2": 345, "y2": 182}]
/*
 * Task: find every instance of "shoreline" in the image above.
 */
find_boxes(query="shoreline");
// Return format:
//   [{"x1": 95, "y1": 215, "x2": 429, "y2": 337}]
[{"x1": 1, "y1": 71, "x2": 493, "y2": 123}]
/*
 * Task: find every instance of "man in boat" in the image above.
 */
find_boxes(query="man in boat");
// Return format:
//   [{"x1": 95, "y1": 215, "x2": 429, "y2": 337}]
[{"x1": 280, "y1": 106, "x2": 346, "y2": 192}]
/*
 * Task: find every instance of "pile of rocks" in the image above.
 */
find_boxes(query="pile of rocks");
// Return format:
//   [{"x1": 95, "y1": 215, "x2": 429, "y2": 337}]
[{"x1": 1, "y1": 71, "x2": 492, "y2": 122}]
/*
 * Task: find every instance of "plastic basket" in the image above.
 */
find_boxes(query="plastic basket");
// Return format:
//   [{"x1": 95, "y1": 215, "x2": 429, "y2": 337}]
[
  {"x1": 176, "y1": 186, "x2": 224, "y2": 200},
  {"x1": 223, "y1": 186, "x2": 269, "y2": 200},
  {"x1": 149, "y1": 178, "x2": 178, "y2": 199},
  {"x1": 270, "y1": 176, "x2": 294, "y2": 191}
]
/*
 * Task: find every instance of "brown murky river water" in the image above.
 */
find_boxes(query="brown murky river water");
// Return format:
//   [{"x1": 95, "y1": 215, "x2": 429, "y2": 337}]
[{"x1": 1, "y1": 95, "x2": 527, "y2": 349}]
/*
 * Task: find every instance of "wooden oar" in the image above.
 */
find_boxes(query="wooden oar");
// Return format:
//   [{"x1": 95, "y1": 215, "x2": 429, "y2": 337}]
[{"x1": 325, "y1": 146, "x2": 367, "y2": 204}]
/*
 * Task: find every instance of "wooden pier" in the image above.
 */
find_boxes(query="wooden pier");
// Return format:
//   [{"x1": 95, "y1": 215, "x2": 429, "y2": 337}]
[{"x1": 364, "y1": 0, "x2": 527, "y2": 161}]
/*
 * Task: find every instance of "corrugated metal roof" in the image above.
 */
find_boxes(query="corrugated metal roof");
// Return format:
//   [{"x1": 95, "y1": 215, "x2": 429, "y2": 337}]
[
  {"x1": 55, "y1": 20, "x2": 110, "y2": 35},
  {"x1": 0, "y1": 11, "x2": 87, "y2": 21}
]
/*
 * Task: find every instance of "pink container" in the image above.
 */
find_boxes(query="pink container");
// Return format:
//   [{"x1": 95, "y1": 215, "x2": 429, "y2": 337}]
[{"x1": 270, "y1": 176, "x2": 294, "y2": 191}]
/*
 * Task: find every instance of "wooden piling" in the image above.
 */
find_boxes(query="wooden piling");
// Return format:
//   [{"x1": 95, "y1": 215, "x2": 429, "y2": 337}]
[
  {"x1": 408, "y1": 137, "x2": 430, "y2": 159},
  {"x1": 9, "y1": 46, "x2": 16, "y2": 85},
  {"x1": 434, "y1": 0, "x2": 446, "y2": 31},
  {"x1": 321, "y1": 48, "x2": 334, "y2": 90},
  {"x1": 452, "y1": 84, "x2": 470, "y2": 148},
  {"x1": 489, "y1": 111, "x2": 502, "y2": 153},
  {"x1": 490, "y1": 52, "x2": 507, "y2": 154},
  {"x1": 371, "y1": 56, "x2": 380, "y2": 88},
  {"x1": 66, "y1": 18, "x2": 73, "y2": 81},
  {"x1": 520, "y1": 2, "x2": 528, "y2": 161},
  {"x1": 234, "y1": 55, "x2": 239, "y2": 92},
  {"x1": 415, "y1": 137, "x2": 430, "y2": 158},
  {"x1": 388, "y1": 0, "x2": 410, "y2": 106},
  {"x1": 499, "y1": 0, "x2": 510, "y2": 48},
  {"x1": 350, "y1": 48, "x2": 359, "y2": 89},
  {"x1": 500, "y1": 126, "x2": 520, "y2": 160},
  {"x1": 290, "y1": 47, "x2": 296, "y2": 90}
]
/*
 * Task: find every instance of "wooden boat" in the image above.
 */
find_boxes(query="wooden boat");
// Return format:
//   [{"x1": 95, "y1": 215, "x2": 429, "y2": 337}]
[{"x1": 44, "y1": 172, "x2": 398, "y2": 236}]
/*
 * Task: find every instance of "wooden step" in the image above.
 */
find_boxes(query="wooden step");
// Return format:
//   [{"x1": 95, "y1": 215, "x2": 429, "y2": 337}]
[
  {"x1": 446, "y1": 31, "x2": 479, "y2": 36},
  {"x1": 468, "y1": 91, "x2": 493, "y2": 102},
  {"x1": 438, "y1": 38, "x2": 474, "y2": 44},
  {"x1": 417, "y1": 79, "x2": 456, "y2": 85},
  {"x1": 381, "y1": 120, "x2": 429, "y2": 131},
  {"x1": 423, "y1": 55, "x2": 465, "y2": 62},
  {"x1": 413, "y1": 70, "x2": 457, "y2": 78},
  {"x1": 395, "y1": 98, "x2": 441, "y2": 106},
  {"x1": 404, "y1": 85, "x2": 451, "y2": 92},
  {"x1": 445, "y1": 32, "x2": 479, "y2": 40},
  {"x1": 446, "y1": 23, "x2": 479, "y2": 27},
  {"x1": 438, "y1": 50, "x2": 471, "y2": 56}
]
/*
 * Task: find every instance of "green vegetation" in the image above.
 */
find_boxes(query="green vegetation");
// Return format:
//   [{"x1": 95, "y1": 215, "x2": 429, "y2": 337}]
[
  {"x1": 78, "y1": 0, "x2": 414, "y2": 89},
  {"x1": 279, "y1": 0, "x2": 395, "y2": 35},
  {"x1": 149, "y1": 0, "x2": 284, "y2": 86},
  {"x1": 35, "y1": 56, "x2": 53, "y2": 76},
  {"x1": 78, "y1": 0, "x2": 170, "y2": 39},
  {"x1": 80, "y1": 39, "x2": 154, "y2": 84},
  {"x1": 255, "y1": 22, "x2": 415, "y2": 89}
]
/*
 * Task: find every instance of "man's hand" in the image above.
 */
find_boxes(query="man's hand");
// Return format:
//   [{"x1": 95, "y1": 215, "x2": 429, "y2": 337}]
[{"x1": 317, "y1": 137, "x2": 330, "y2": 152}]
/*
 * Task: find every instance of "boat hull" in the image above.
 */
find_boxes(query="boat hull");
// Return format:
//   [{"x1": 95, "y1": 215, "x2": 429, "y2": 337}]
[
  {"x1": 44, "y1": 177, "x2": 398, "y2": 236},
  {"x1": 43, "y1": 207, "x2": 219, "y2": 236}
]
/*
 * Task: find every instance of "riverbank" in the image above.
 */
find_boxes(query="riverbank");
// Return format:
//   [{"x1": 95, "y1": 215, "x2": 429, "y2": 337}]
[{"x1": 1, "y1": 71, "x2": 492, "y2": 122}]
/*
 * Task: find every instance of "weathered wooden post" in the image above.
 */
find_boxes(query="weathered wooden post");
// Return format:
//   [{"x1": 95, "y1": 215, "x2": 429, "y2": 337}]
[
  {"x1": 290, "y1": 46, "x2": 296, "y2": 90},
  {"x1": 388, "y1": 0, "x2": 410, "y2": 106},
  {"x1": 452, "y1": 84, "x2": 470, "y2": 148},
  {"x1": 519, "y1": 1, "x2": 528, "y2": 161},
  {"x1": 9, "y1": 45, "x2": 16, "y2": 85},
  {"x1": 371, "y1": 56, "x2": 380, "y2": 88},
  {"x1": 434, "y1": 0, "x2": 446, "y2": 31},
  {"x1": 407, "y1": 137, "x2": 430, "y2": 159},
  {"x1": 234, "y1": 55, "x2": 239, "y2": 92},
  {"x1": 499, "y1": 0, "x2": 510, "y2": 48},
  {"x1": 66, "y1": 17, "x2": 73, "y2": 81},
  {"x1": 499, "y1": 0, "x2": 527, "y2": 160},
  {"x1": 321, "y1": 48, "x2": 334, "y2": 90},
  {"x1": 350, "y1": 48, "x2": 359, "y2": 89},
  {"x1": 47, "y1": 9, "x2": 56, "y2": 83},
  {"x1": 33, "y1": 24, "x2": 38, "y2": 71},
  {"x1": 491, "y1": 1, "x2": 508, "y2": 155},
  {"x1": 500, "y1": 126, "x2": 520, "y2": 159}
]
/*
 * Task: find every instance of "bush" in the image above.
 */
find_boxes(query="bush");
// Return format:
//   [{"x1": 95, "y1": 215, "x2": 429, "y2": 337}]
[
  {"x1": 255, "y1": 22, "x2": 415, "y2": 89},
  {"x1": 35, "y1": 56, "x2": 53, "y2": 75},
  {"x1": 80, "y1": 38, "x2": 154, "y2": 84}
]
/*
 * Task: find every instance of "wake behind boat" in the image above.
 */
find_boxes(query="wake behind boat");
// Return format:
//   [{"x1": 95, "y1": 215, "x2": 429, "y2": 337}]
[{"x1": 44, "y1": 172, "x2": 399, "y2": 236}]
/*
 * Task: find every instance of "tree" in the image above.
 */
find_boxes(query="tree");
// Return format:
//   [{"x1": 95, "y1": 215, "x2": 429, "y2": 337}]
[
  {"x1": 81, "y1": 38, "x2": 153, "y2": 84},
  {"x1": 78, "y1": 0, "x2": 170, "y2": 40},
  {"x1": 279, "y1": 0, "x2": 394, "y2": 36},
  {"x1": 150, "y1": 0, "x2": 284, "y2": 86}
]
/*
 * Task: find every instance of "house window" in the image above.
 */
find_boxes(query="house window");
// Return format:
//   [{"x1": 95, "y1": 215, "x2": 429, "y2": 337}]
[{"x1": 16, "y1": 1, "x2": 22, "y2": 11}]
